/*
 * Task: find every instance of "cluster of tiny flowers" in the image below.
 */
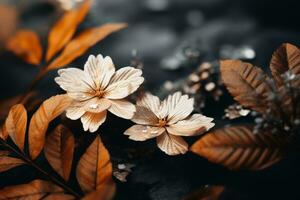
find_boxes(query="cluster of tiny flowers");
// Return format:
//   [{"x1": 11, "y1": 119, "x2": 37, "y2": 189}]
[{"x1": 254, "y1": 71, "x2": 300, "y2": 136}]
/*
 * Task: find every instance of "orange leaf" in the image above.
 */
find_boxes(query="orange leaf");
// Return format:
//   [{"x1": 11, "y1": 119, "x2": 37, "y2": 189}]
[
  {"x1": 270, "y1": 43, "x2": 300, "y2": 86},
  {"x1": 28, "y1": 94, "x2": 72, "y2": 160},
  {"x1": 0, "y1": 180, "x2": 63, "y2": 199},
  {"x1": 190, "y1": 125, "x2": 287, "y2": 170},
  {"x1": 183, "y1": 185, "x2": 225, "y2": 200},
  {"x1": 76, "y1": 136, "x2": 115, "y2": 197},
  {"x1": 220, "y1": 60, "x2": 271, "y2": 114},
  {"x1": 6, "y1": 30, "x2": 42, "y2": 65},
  {"x1": 45, "y1": 124, "x2": 75, "y2": 181},
  {"x1": 46, "y1": 0, "x2": 92, "y2": 61},
  {"x1": 0, "y1": 4, "x2": 17, "y2": 48},
  {"x1": 5, "y1": 104, "x2": 27, "y2": 151},
  {"x1": 0, "y1": 151, "x2": 24, "y2": 173},
  {"x1": 45, "y1": 23, "x2": 127, "y2": 72},
  {"x1": 0, "y1": 125, "x2": 8, "y2": 140},
  {"x1": 82, "y1": 185, "x2": 116, "y2": 200}
]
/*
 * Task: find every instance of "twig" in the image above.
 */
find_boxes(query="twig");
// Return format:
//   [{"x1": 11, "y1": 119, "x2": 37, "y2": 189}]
[{"x1": 0, "y1": 138, "x2": 81, "y2": 198}]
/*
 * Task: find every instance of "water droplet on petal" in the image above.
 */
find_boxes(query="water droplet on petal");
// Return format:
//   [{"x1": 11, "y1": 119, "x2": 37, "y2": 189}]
[
  {"x1": 142, "y1": 129, "x2": 147, "y2": 133},
  {"x1": 89, "y1": 104, "x2": 98, "y2": 109}
]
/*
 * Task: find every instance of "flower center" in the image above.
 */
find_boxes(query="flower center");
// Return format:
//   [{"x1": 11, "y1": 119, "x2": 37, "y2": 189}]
[
  {"x1": 158, "y1": 118, "x2": 167, "y2": 127},
  {"x1": 94, "y1": 90, "x2": 105, "y2": 98}
]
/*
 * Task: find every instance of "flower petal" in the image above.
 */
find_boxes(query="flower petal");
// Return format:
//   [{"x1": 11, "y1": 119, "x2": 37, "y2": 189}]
[
  {"x1": 156, "y1": 133, "x2": 188, "y2": 155},
  {"x1": 66, "y1": 101, "x2": 86, "y2": 120},
  {"x1": 84, "y1": 54, "x2": 115, "y2": 89},
  {"x1": 131, "y1": 106, "x2": 158, "y2": 125},
  {"x1": 162, "y1": 92, "x2": 194, "y2": 124},
  {"x1": 104, "y1": 67, "x2": 144, "y2": 99},
  {"x1": 166, "y1": 114, "x2": 214, "y2": 136},
  {"x1": 55, "y1": 68, "x2": 94, "y2": 101},
  {"x1": 124, "y1": 125, "x2": 165, "y2": 141},
  {"x1": 80, "y1": 111, "x2": 107, "y2": 132},
  {"x1": 83, "y1": 97, "x2": 111, "y2": 113},
  {"x1": 137, "y1": 92, "x2": 160, "y2": 114},
  {"x1": 108, "y1": 99, "x2": 136, "y2": 119}
]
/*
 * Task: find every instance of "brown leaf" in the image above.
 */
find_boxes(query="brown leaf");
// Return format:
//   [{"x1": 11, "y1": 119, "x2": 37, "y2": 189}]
[
  {"x1": 46, "y1": 0, "x2": 92, "y2": 61},
  {"x1": 220, "y1": 60, "x2": 270, "y2": 114},
  {"x1": 0, "y1": 152, "x2": 24, "y2": 173},
  {"x1": 0, "y1": 179, "x2": 63, "y2": 199},
  {"x1": 5, "y1": 104, "x2": 27, "y2": 151},
  {"x1": 45, "y1": 23, "x2": 127, "y2": 72},
  {"x1": 183, "y1": 185, "x2": 225, "y2": 200},
  {"x1": 0, "y1": 4, "x2": 17, "y2": 49},
  {"x1": 6, "y1": 30, "x2": 42, "y2": 65},
  {"x1": 45, "y1": 124, "x2": 75, "y2": 181},
  {"x1": 190, "y1": 125, "x2": 286, "y2": 170},
  {"x1": 29, "y1": 94, "x2": 72, "y2": 160},
  {"x1": 270, "y1": 43, "x2": 300, "y2": 86},
  {"x1": 76, "y1": 136, "x2": 115, "y2": 197}
]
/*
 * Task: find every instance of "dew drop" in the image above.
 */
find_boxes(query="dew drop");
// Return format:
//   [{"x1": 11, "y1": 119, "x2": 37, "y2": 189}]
[{"x1": 89, "y1": 104, "x2": 98, "y2": 109}]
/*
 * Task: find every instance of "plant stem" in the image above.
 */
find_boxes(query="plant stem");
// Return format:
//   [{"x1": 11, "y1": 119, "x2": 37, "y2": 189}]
[
  {"x1": 0, "y1": 138, "x2": 81, "y2": 198},
  {"x1": 18, "y1": 69, "x2": 46, "y2": 103}
]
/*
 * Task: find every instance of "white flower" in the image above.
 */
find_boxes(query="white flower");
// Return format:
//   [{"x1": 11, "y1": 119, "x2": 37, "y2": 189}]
[
  {"x1": 124, "y1": 92, "x2": 214, "y2": 155},
  {"x1": 55, "y1": 54, "x2": 144, "y2": 132}
]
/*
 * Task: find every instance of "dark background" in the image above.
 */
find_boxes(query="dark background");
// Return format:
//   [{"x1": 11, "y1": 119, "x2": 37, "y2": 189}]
[{"x1": 1, "y1": 0, "x2": 300, "y2": 199}]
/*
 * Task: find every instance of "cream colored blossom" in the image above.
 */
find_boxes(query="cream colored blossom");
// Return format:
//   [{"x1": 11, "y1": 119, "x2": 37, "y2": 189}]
[
  {"x1": 55, "y1": 54, "x2": 144, "y2": 132},
  {"x1": 124, "y1": 92, "x2": 214, "y2": 155}
]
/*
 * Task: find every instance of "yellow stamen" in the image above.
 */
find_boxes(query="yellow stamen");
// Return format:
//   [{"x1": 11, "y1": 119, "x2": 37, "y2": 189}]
[
  {"x1": 158, "y1": 118, "x2": 167, "y2": 127},
  {"x1": 94, "y1": 90, "x2": 105, "y2": 98}
]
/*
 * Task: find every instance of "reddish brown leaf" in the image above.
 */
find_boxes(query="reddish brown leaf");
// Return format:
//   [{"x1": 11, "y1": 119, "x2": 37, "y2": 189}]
[
  {"x1": 5, "y1": 104, "x2": 27, "y2": 151},
  {"x1": 45, "y1": 124, "x2": 75, "y2": 181},
  {"x1": 0, "y1": 180, "x2": 63, "y2": 199},
  {"x1": 45, "y1": 23, "x2": 127, "y2": 72},
  {"x1": 183, "y1": 185, "x2": 225, "y2": 200},
  {"x1": 6, "y1": 30, "x2": 42, "y2": 65},
  {"x1": 46, "y1": 0, "x2": 92, "y2": 61},
  {"x1": 0, "y1": 151, "x2": 24, "y2": 173},
  {"x1": 270, "y1": 43, "x2": 300, "y2": 86},
  {"x1": 190, "y1": 125, "x2": 286, "y2": 170},
  {"x1": 0, "y1": 4, "x2": 17, "y2": 49},
  {"x1": 76, "y1": 136, "x2": 115, "y2": 197},
  {"x1": 220, "y1": 60, "x2": 271, "y2": 114},
  {"x1": 29, "y1": 94, "x2": 72, "y2": 160}
]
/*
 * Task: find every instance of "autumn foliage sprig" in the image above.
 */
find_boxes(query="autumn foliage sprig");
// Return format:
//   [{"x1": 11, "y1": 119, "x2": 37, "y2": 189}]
[
  {"x1": 0, "y1": 0, "x2": 126, "y2": 198},
  {"x1": 220, "y1": 43, "x2": 300, "y2": 137},
  {"x1": 5, "y1": 0, "x2": 127, "y2": 102},
  {"x1": 0, "y1": 95, "x2": 115, "y2": 199},
  {"x1": 190, "y1": 43, "x2": 300, "y2": 171}
]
